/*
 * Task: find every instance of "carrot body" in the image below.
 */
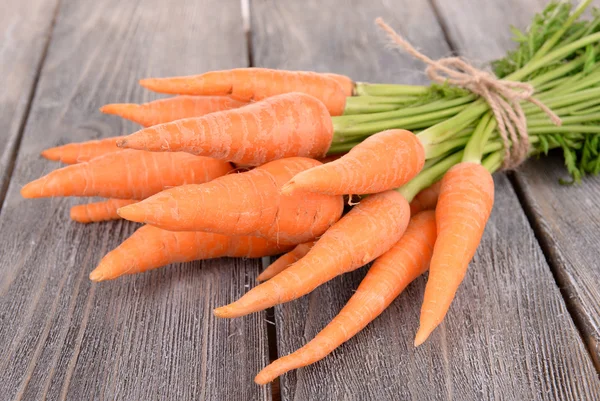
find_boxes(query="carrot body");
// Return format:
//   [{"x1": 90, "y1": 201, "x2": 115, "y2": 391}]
[
  {"x1": 70, "y1": 198, "x2": 137, "y2": 223},
  {"x1": 415, "y1": 162, "x2": 494, "y2": 346},
  {"x1": 41, "y1": 136, "x2": 123, "y2": 164},
  {"x1": 117, "y1": 93, "x2": 334, "y2": 166},
  {"x1": 117, "y1": 157, "x2": 344, "y2": 245},
  {"x1": 139, "y1": 68, "x2": 347, "y2": 116},
  {"x1": 282, "y1": 130, "x2": 425, "y2": 196},
  {"x1": 21, "y1": 150, "x2": 233, "y2": 200},
  {"x1": 100, "y1": 96, "x2": 247, "y2": 127},
  {"x1": 90, "y1": 225, "x2": 291, "y2": 281},
  {"x1": 255, "y1": 211, "x2": 437, "y2": 384},
  {"x1": 257, "y1": 241, "x2": 315, "y2": 282},
  {"x1": 213, "y1": 190, "x2": 411, "y2": 318},
  {"x1": 409, "y1": 181, "x2": 442, "y2": 215}
]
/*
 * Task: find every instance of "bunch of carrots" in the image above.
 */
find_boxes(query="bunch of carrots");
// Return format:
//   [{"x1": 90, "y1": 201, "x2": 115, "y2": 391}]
[{"x1": 21, "y1": 0, "x2": 600, "y2": 385}]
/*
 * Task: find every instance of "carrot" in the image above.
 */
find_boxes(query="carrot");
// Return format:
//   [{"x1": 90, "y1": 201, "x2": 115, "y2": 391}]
[
  {"x1": 21, "y1": 150, "x2": 233, "y2": 200},
  {"x1": 139, "y1": 68, "x2": 348, "y2": 116},
  {"x1": 257, "y1": 241, "x2": 315, "y2": 282},
  {"x1": 409, "y1": 180, "x2": 442, "y2": 215},
  {"x1": 90, "y1": 225, "x2": 291, "y2": 281},
  {"x1": 41, "y1": 136, "x2": 123, "y2": 164},
  {"x1": 117, "y1": 157, "x2": 344, "y2": 245},
  {"x1": 282, "y1": 130, "x2": 425, "y2": 196},
  {"x1": 213, "y1": 190, "x2": 410, "y2": 318},
  {"x1": 117, "y1": 93, "x2": 334, "y2": 166},
  {"x1": 414, "y1": 162, "x2": 494, "y2": 346},
  {"x1": 70, "y1": 198, "x2": 137, "y2": 223},
  {"x1": 100, "y1": 95, "x2": 247, "y2": 127},
  {"x1": 322, "y1": 73, "x2": 354, "y2": 97},
  {"x1": 255, "y1": 211, "x2": 436, "y2": 384}
]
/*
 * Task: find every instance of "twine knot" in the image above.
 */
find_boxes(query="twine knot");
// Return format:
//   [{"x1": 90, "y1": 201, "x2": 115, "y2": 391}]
[{"x1": 376, "y1": 18, "x2": 562, "y2": 169}]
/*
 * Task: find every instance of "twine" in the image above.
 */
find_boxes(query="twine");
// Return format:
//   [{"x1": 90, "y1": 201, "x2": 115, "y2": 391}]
[{"x1": 376, "y1": 18, "x2": 562, "y2": 169}]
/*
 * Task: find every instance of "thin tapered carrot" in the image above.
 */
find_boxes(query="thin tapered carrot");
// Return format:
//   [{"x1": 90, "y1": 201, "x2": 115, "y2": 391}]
[
  {"x1": 41, "y1": 136, "x2": 123, "y2": 164},
  {"x1": 415, "y1": 162, "x2": 494, "y2": 346},
  {"x1": 409, "y1": 180, "x2": 442, "y2": 215},
  {"x1": 90, "y1": 225, "x2": 291, "y2": 281},
  {"x1": 255, "y1": 211, "x2": 436, "y2": 384},
  {"x1": 282, "y1": 130, "x2": 425, "y2": 195},
  {"x1": 100, "y1": 96, "x2": 247, "y2": 127},
  {"x1": 213, "y1": 190, "x2": 410, "y2": 318},
  {"x1": 139, "y1": 68, "x2": 348, "y2": 116},
  {"x1": 257, "y1": 241, "x2": 315, "y2": 282},
  {"x1": 21, "y1": 149, "x2": 233, "y2": 200},
  {"x1": 117, "y1": 157, "x2": 344, "y2": 245},
  {"x1": 117, "y1": 93, "x2": 334, "y2": 166},
  {"x1": 70, "y1": 198, "x2": 137, "y2": 223}
]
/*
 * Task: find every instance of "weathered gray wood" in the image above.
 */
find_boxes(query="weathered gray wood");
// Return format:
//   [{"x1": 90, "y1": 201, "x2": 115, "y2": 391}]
[
  {"x1": 0, "y1": 0, "x2": 60, "y2": 206},
  {"x1": 251, "y1": 0, "x2": 600, "y2": 399},
  {"x1": 433, "y1": 0, "x2": 600, "y2": 371},
  {"x1": 0, "y1": 0, "x2": 271, "y2": 400}
]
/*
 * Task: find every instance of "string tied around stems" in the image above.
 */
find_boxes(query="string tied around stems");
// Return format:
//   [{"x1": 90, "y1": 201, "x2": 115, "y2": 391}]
[{"x1": 376, "y1": 18, "x2": 562, "y2": 169}]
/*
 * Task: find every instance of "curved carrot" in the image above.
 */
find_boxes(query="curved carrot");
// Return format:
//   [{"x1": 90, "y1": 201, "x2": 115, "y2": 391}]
[
  {"x1": 21, "y1": 150, "x2": 233, "y2": 200},
  {"x1": 41, "y1": 136, "x2": 123, "y2": 164},
  {"x1": 257, "y1": 241, "x2": 315, "y2": 282},
  {"x1": 323, "y1": 73, "x2": 354, "y2": 96},
  {"x1": 90, "y1": 225, "x2": 291, "y2": 281},
  {"x1": 100, "y1": 95, "x2": 247, "y2": 127},
  {"x1": 139, "y1": 68, "x2": 348, "y2": 116},
  {"x1": 255, "y1": 211, "x2": 436, "y2": 384},
  {"x1": 415, "y1": 162, "x2": 494, "y2": 346},
  {"x1": 282, "y1": 130, "x2": 425, "y2": 196},
  {"x1": 117, "y1": 92, "x2": 334, "y2": 166},
  {"x1": 213, "y1": 190, "x2": 411, "y2": 318},
  {"x1": 409, "y1": 180, "x2": 442, "y2": 215},
  {"x1": 117, "y1": 157, "x2": 344, "y2": 245},
  {"x1": 70, "y1": 198, "x2": 137, "y2": 223}
]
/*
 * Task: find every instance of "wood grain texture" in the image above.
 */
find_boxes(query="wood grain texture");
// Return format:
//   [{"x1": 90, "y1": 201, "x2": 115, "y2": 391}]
[
  {"x1": 0, "y1": 0, "x2": 270, "y2": 400},
  {"x1": 433, "y1": 0, "x2": 600, "y2": 372},
  {"x1": 0, "y1": 0, "x2": 60, "y2": 207},
  {"x1": 252, "y1": 0, "x2": 600, "y2": 399}
]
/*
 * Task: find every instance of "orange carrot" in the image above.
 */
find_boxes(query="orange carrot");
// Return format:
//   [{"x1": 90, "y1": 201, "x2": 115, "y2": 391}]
[
  {"x1": 70, "y1": 198, "x2": 137, "y2": 223},
  {"x1": 282, "y1": 130, "x2": 425, "y2": 196},
  {"x1": 323, "y1": 73, "x2": 354, "y2": 97},
  {"x1": 100, "y1": 96, "x2": 247, "y2": 127},
  {"x1": 117, "y1": 93, "x2": 334, "y2": 166},
  {"x1": 213, "y1": 190, "x2": 410, "y2": 318},
  {"x1": 139, "y1": 68, "x2": 348, "y2": 116},
  {"x1": 255, "y1": 211, "x2": 436, "y2": 384},
  {"x1": 409, "y1": 180, "x2": 442, "y2": 215},
  {"x1": 90, "y1": 225, "x2": 291, "y2": 281},
  {"x1": 21, "y1": 150, "x2": 233, "y2": 200},
  {"x1": 415, "y1": 162, "x2": 494, "y2": 346},
  {"x1": 257, "y1": 241, "x2": 315, "y2": 282},
  {"x1": 117, "y1": 157, "x2": 344, "y2": 244},
  {"x1": 41, "y1": 136, "x2": 123, "y2": 164}
]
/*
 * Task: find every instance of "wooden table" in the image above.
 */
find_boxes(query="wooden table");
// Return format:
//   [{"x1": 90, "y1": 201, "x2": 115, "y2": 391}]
[{"x1": 1, "y1": 0, "x2": 599, "y2": 399}]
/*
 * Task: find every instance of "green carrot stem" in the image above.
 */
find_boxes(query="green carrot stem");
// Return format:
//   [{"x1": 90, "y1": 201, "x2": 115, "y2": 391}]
[
  {"x1": 529, "y1": 125, "x2": 600, "y2": 134},
  {"x1": 482, "y1": 150, "x2": 504, "y2": 173},
  {"x1": 354, "y1": 83, "x2": 429, "y2": 96},
  {"x1": 463, "y1": 112, "x2": 496, "y2": 163},
  {"x1": 529, "y1": 52, "x2": 587, "y2": 87},
  {"x1": 527, "y1": 113, "x2": 600, "y2": 127}
]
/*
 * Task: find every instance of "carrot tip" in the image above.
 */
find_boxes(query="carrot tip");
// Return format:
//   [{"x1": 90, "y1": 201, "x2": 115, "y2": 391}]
[
  {"x1": 116, "y1": 139, "x2": 127, "y2": 148},
  {"x1": 40, "y1": 148, "x2": 60, "y2": 161},
  {"x1": 116, "y1": 205, "x2": 144, "y2": 223},
  {"x1": 413, "y1": 327, "x2": 431, "y2": 347},
  {"x1": 89, "y1": 270, "x2": 104, "y2": 282},
  {"x1": 279, "y1": 181, "x2": 296, "y2": 195},
  {"x1": 213, "y1": 307, "x2": 230, "y2": 318}
]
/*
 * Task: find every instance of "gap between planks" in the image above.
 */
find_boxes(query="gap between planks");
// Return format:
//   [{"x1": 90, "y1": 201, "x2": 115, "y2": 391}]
[{"x1": 0, "y1": 0, "x2": 63, "y2": 214}]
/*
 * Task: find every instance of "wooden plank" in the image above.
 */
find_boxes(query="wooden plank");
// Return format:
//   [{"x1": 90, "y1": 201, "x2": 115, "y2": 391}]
[
  {"x1": 0, "y1": 0, "x2": 60, "y2": 206},
  {"x1": 251, "y1": 0, "x2": 600, "y2": 399},
  {"x1": 0, "y1": 0, "x2": 271, "y2": 400},
  {"x1": 432, "y1": 0, "x2": 600, "y2": 370}
]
